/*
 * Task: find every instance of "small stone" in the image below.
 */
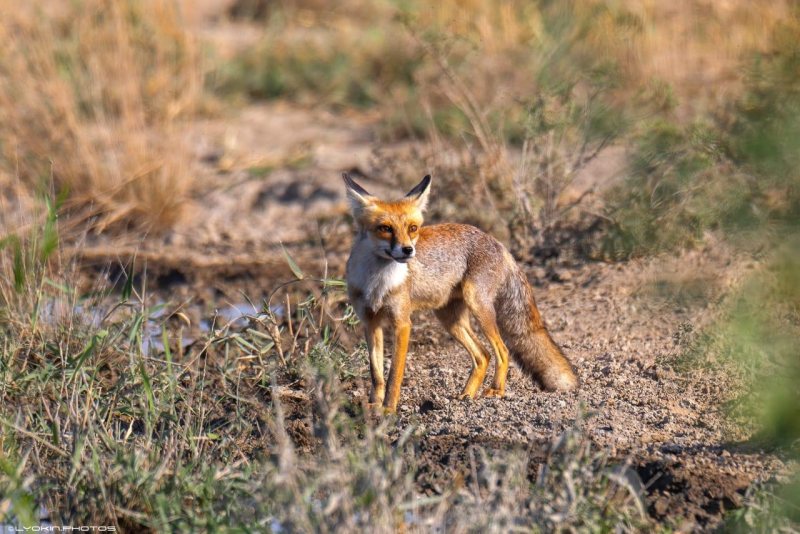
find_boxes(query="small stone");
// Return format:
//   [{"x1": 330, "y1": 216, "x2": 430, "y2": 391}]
[{"x1": 654, "y1": 497, "x2": 670, "y2": 516}]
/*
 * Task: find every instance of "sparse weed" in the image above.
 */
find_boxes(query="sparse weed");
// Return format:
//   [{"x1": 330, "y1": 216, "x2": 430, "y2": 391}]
[
  {"x1": 723, "y1": 476, "x2": 800, "y2": 533},
  {"x1": 438, "y1": 420, "x2": 650, "y2": 533}
]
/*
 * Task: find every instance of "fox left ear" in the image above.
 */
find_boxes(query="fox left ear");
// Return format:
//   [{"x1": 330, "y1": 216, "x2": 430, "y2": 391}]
[
  {"x1": 342, "y1": 172, "x2": 374, "y2": 215},
  {"x1": 404, "y1": 174, "x2": 431, "y2": 211}
]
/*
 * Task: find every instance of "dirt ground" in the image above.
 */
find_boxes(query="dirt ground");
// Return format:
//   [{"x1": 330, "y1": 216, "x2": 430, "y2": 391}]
[
  {"x1": 385, "y1": 246, "x2": 790, "y2": 529},
  {"x1": 56, "y1": 93, "x2": 794, "y2": 531}
]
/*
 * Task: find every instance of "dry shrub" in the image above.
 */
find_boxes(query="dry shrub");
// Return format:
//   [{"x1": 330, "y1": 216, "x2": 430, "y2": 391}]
[
  {"x1": 0, "y1": 0, "x2": 201, "y2": 233},
  {"x1": 393, "y1": 9, "x2": 626, "y2": 251}
]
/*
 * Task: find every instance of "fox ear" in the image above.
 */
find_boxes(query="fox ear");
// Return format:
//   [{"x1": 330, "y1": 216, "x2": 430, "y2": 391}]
[
  {"x1": 342, "y1": 173, "x2": 374, "y2": 214},
  {"x1": 404, "y1": 174, "x2": 431, "y2": 211}
]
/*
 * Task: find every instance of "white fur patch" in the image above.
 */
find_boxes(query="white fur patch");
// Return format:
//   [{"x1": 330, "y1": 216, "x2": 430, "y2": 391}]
[{"x1": 347, "y1": 236, "x2": 408, "y2": 315}]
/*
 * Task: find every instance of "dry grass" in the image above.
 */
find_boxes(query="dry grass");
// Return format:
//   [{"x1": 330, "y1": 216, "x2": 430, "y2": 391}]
[
  {"x1": 623, "y1": 1, "x2": 792, "y2": 105},
  {"x1": 0, "y1": 0, "x2": 201, "y2": 233},
  {"x1": 412, "y1": 0, "x2": 792, "y2": 106},
  {"x1": 414, "y1": 0, "x2": 796, "y2": 252},
  {"x1": 1, "y1": 0, "x2": 790, "y2": 236},
  {"x1": 214, "y1": 0, "x2": 794, "y2": 250},
  {"x1": 228, "y1": 0, "x2": 793, "y2": 113}
]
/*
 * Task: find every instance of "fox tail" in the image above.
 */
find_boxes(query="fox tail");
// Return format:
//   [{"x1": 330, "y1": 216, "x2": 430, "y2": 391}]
[{"x1": 495, "y1": 265, "x2": 578, "y2": 391}]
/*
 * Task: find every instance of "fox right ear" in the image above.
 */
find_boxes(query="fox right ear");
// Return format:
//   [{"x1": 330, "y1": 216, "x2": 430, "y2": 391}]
[
  {"x1": 404, "y1": 174, "x2": 431, "y2": 212},
  {"x1": 342, "y1": 173, "x2": 374, "y2": 213}
]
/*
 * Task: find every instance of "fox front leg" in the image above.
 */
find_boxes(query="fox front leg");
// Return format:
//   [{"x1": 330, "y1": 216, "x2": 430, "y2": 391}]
[
  {"x1": 383, "y1": 316, "x2": 412, "y2": 414},
  {"x1": 364, "y1": 314, "x2": 385, "y2": 406}
]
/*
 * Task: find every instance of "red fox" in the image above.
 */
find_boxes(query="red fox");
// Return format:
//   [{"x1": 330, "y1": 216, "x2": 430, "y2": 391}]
[{"x1": 343, "y1": 173, "x2": 578, "y2": 413}]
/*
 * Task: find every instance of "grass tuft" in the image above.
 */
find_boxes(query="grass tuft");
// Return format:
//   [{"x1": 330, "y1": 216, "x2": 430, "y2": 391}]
[{"x1": 0, "y1": 0, "x2": 201, "y2": 233}]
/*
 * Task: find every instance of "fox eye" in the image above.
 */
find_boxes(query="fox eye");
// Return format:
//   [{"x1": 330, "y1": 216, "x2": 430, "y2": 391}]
[
  {"x1": 377, "y1": 225, "x2": 392, "y2": 233},
  {"x1": 409, "y1": 225, "x2": 418, "y2": 233}
]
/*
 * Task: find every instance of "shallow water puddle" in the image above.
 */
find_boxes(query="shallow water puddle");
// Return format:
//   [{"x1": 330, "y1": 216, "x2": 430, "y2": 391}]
[{"x1": 141, "y1": 301, "x2": 284, "y2": 356}]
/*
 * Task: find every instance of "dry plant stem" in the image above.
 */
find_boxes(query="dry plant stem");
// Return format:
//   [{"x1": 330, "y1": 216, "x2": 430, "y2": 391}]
[
  {"x1": 289, "y1": 316, "x2": 307, "y2": 360},
  {"x1": 415, "y1": 35, "x2": 511, "y2": 202},
  {"x1": 286, "y1": 293, "x2": 293, "y2": 342}
]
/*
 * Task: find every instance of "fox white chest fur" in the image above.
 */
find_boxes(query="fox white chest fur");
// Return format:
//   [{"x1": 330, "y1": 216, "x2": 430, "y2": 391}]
[{"x1": 346, "y1": 234, "x2": 408, "y2": 317}]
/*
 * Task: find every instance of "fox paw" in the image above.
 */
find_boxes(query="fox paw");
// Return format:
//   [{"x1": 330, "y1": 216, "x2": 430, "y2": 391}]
[
  {"x1": 366, "y1": 403, "x2": 395, "y2": 416},
  {"x1": 456, "y1": 392, "x2": 477, "y2": 400},
  {"x1": 481, "y1": 388, "x2": 505, "y2": 398}
]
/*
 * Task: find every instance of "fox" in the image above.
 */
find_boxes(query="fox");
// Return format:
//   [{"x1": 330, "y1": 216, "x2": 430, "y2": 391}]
[{"x1": 343, "y1": 173, "x2": 578, "y2": 414}]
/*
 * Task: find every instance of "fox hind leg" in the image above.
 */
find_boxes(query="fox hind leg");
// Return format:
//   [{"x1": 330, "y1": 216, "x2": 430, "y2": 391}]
[
  {"x1": 434, "y1": 299, "x2": 491, "y2": 399},
  {"x1": 462, "y1": 283, "x2": 510, "y2": 398}
]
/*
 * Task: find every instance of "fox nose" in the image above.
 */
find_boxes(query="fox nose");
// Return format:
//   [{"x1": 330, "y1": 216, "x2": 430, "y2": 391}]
[{"x1": 402, "y1": 246, "x2": 414, "y2": 256}]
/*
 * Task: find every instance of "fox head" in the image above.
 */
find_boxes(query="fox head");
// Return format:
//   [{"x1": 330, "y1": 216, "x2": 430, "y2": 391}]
[{"x1": 342, "y1": 173, "x2": 431, "y2": 263}]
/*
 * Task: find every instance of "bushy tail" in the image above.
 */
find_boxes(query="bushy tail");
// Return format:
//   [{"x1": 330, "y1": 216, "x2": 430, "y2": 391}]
[{"x1": 495, "y1": 266, "x2": 578, "y2": 391}]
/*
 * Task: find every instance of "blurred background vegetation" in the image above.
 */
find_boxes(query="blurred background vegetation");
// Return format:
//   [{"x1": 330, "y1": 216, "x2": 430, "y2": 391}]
[{"x1": 1, "y1": 0, "x2": 798, "y2": 530}]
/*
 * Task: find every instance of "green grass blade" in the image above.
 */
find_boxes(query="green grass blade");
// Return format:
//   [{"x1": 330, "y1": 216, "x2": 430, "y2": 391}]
[
  {"x1": 121, "y1": 259, "x2": 135, "y2": 301},
  {"x1": 139, "y1": 360, "x2": 155, "y2": 413},
  {"x1": 281, "y1": 243, "x2": 305, "y2": 280},
  {"x1": 12, "y1": 236, "x2": 24, "y2": 293}
]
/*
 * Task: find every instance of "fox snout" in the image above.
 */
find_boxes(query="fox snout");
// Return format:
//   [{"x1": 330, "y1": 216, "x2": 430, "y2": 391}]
[
  {"x1": 386, "y1": 243, "x2": 415, "y2": 262},
  {"x1": 397, "y1": 244, "x2": 415, "y2": 260}
]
